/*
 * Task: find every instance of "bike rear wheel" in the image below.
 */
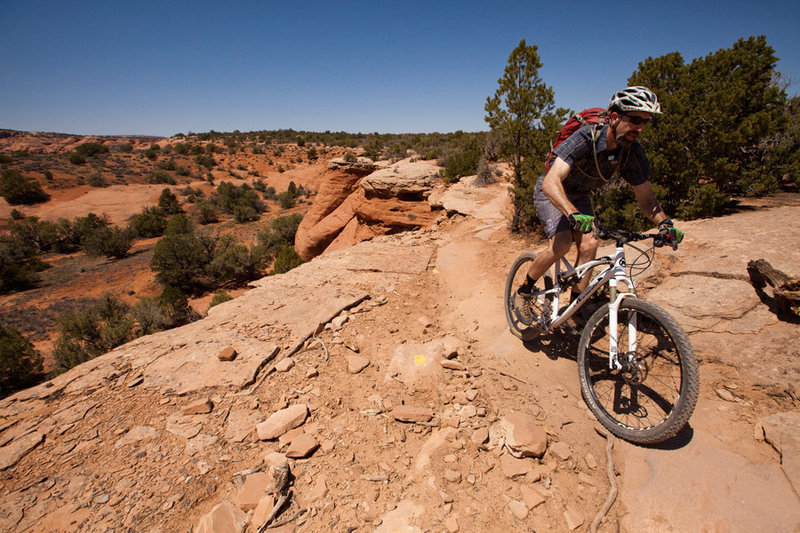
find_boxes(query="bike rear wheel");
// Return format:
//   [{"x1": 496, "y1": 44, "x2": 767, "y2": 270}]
[
  {"x1": 504, "y1": 252, "x2": 553, "y2": 341},
  {"x1": 577, "y1": 298, "x2": 699, "y2": 444}
]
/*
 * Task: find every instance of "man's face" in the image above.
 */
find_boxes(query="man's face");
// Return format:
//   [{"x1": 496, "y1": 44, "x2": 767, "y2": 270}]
[{"x1": 613, "y1": 110, "x2": 651, "y2": 146}]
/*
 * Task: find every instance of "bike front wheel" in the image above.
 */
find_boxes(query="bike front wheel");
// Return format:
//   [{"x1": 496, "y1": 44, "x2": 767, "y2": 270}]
[
  {"x1": 504, "y1": 252, "x2": 553, "y2": 341},
  {"x1": 577, "y1": 298, "x2": 699, "y2": 444}
]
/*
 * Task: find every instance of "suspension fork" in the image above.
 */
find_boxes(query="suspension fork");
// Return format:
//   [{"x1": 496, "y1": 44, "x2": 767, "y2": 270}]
[{"x1": 606, "y1": 249, "x2": 637, "y2": 370}]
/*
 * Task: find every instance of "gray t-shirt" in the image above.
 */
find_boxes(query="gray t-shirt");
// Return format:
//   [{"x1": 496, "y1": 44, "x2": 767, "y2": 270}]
[{"x1": 542, "y1": 123, "x2": 650, "y2": 197}]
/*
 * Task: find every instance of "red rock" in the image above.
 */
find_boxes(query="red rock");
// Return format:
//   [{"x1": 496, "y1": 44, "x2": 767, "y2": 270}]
[
  {"x1": 393, "y1": 406, "x2": 433, "y2": 423},
  {"x1": 217, "y1": 347, "x2": 237, "y2": 361},
  {"x1": 285, "y1": 433, "x2": 319, "y2": 458},
  {"x1": 256, "y1": 404, "x2": 309, "y2": 440},
  {"x1": 181, "y1": 398, "x2": 213, "y2": 415}
]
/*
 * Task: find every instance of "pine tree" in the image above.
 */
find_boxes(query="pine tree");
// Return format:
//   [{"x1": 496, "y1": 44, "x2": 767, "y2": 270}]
[{"x1": 484, "y1": 39, "x2": 568, "y2": 231}]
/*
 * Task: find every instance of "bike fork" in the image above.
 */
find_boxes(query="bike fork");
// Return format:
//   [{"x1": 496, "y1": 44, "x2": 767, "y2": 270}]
[{"x1": 607, "y1": 291, "x2": 637, "y2": 370}]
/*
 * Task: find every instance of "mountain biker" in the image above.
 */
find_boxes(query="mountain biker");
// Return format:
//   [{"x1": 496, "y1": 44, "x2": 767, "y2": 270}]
[{"x1": 516, "y1": 86, "x2": 684, "y2": 324}]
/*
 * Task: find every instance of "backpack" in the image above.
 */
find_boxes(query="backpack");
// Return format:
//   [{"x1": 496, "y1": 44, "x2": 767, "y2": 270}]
[{"x1": 544, "y1": 108, "x2": 611, "y2": 175}]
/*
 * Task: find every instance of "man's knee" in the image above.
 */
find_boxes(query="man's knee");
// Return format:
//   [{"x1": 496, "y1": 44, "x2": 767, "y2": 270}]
[
  {"x1": 551, "y1": 231, "x2": 572, "y2": 258},
  {"x1": 580, "y1": 235, "x2": 599, "y2": 254}
]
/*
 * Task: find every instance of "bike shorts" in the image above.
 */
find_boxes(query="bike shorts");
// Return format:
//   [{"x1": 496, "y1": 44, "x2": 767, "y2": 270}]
[{"x1": 533, "y1": 179, "x2": 593, "y2": 239}]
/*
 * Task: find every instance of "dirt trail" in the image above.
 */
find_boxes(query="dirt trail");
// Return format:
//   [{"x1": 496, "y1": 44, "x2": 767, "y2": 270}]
[{"x1": 1, "y1": 179, "x2": 799, "y2": 532}]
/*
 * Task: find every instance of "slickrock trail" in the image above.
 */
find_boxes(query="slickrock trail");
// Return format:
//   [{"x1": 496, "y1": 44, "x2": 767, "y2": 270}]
[{"x1": 1, "y1": 177, "x2": 799, "y2": 532}]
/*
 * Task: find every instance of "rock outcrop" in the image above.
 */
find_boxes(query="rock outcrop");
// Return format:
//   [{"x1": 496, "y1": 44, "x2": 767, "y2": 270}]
[{"x1": 295, "y1": 158, "x2": 441, "y2": 260}]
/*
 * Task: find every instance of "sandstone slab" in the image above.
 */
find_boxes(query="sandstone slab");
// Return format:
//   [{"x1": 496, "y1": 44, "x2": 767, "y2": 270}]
[
  {"x1": 194, "y1": 500, "x2": 249, "y2": 533},
  {"x1": 256, "y1": 404, "x2": 308, "y2": 440},
  {"x1": 0, "y1": 432, "x2": 44, "y2": 471}
]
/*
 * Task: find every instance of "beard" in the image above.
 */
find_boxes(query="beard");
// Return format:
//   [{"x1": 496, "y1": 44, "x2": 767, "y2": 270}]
[{"x1": 615, "y1": 129, "x2": 636, "y2": 147}]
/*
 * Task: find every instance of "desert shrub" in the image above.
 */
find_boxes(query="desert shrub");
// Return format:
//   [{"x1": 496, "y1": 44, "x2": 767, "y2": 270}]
[
  {"x1": 192, "y1": 200, "x2": 219, "y2": 224},
  {"x1": 208, "y1": 289, "x2": 233, "y2": 308},
  {"x1": 75, "y1": 142, "x2": 109, "y2": 158},
  {"x1": 0, "y1": 154, "x2": 12, "y2": 164},
  {"x1": 0, "y1": 325, "x2": 44, "y2": 397},
  {"x1": 277, "y1": 190, "x2": 296, "y2": 209},
  {"x1": 69, "y1": 152, "x2": 86, "y2": 165},
  {"x1": 10, "y1": 209, "x2": 24, "y2": 220},
  {"x1": 157, "y1": 158, "x2": 177, "y2": 171},
  {"x1": 0, "y1": 235, "x2": 46, "y2": 292},
  {"x1": 43, "y1": 170, "x2": 54, "y2": 182},
  {"x1": 252, "y1": 179, "x2": 267, "y2": 192},
  {"x1": 174, "y1": 142, "x2": 190, "y2": 155},
  {"x1": 194, "y1": 154, "x2": 216, "y2": 169},
  {"x1": 343, "y1": 151, "x2": 357, "y2": 162},
  {"x1": 207, "y1": 236, "x2": 265, "y2": 286},
  {"x1": 87, "y1": 172, "x2": 107, "y2": 188},
  {"x1": 262, "y1": 185, "x2": 277, "y2": 201},
  {"x1": 271, "y1": 245, "x2": 303, "y2": 274},
  {"x1": 83, "y1": 226, "x2": 134, "y2": 259},
  {"x1": 175, "y1": 165, "x2": 190, "y2": 177},
  {"x1": 129, "y1": 207, "x2": 168, "y2": 238},
  {"x1": 440, "y1": 148, "x2": 481, "y2": 182},
  {"x1": 150, "y1": 216, "x2": 214, "y2": 293},
  {"x1": 52, "y1": 294, "x2": 134, "y2": 373},
  {"x1": 134, "y1": 286, "x2": 199, "y2": 335},
  {"x1": 72, "y1": 213, "x2": 109, "y2": 246},
  {"x1": 144, "y1": 149, "x2": 158, "y2": 160},
  {"x1": 9, "y1": 216, "x2": 67, "y2": 253},
  {"x1": 190, "y1": 144, "x2": 205, "y2": 156},
  {"x1": 158, "y1": 188, "x2": 182, "y2": 215},
  {"x1": 233, "y1": 203, "x2": 259, "y2": 223},
  {"x1": 257, "y1": 213, "x2": 302, "y2": 260},
  {"x1": 117, "y1": 142, "x2": 134, "y2": 153},
  {"x1": 214, "y1": 181, "x2": 263, "y2": 215},
  {"x1": 0, "y1": 169, "x2": 50, "y2": 205},
  {"x1": 146, "y1": 170, "x2": 176, "y2": 185}
]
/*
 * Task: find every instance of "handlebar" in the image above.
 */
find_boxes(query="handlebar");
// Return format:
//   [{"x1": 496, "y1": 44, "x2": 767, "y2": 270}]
[{"x1": 593, "y1": 222, "x2": 675, "y2": 250}]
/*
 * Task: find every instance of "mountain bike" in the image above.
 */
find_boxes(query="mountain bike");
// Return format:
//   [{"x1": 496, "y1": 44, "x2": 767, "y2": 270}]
[{"x1": 504, "y1": 223, "x2": 699, "y2": 444}]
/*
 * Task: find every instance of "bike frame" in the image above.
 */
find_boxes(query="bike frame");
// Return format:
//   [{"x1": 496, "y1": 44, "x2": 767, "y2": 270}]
[{"x1": 540, "y1": 243, "x2": 638, "y2": 370}]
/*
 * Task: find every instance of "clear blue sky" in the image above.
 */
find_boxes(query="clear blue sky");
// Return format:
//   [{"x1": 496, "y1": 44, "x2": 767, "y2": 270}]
[{"x1": 1, "y1": 0, "x2": 798, "y2": 137}]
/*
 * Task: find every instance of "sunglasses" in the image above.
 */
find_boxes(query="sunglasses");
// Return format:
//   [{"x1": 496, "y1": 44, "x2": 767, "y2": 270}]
[{"x1": 622, "y1": 113, "x2": 650, "y2": 126}]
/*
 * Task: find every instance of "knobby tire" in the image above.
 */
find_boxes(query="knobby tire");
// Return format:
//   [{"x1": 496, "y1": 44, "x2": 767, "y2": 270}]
[{"x1": 577, "y1": 298, "x2": 699, "y2": 444}]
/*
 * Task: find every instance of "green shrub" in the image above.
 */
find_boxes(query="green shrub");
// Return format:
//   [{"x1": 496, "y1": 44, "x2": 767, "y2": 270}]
[
  {"x1": 87, "y1": 172, "x2": 107, "y2": 188},
  {"x1": 174, "y1": 142, "x2": 190, "y2": 155},
  {"x1": 233, "y1": 203, "x2": 259, "y2": 223},
  {"x1": 10, "y1": 209, "x2": 24, "y2": 220},
  {"x1": 151, "y1": 217, "x2": 214, "y2": 293},
  {"x1": 175, "y1": 165, "x2": 190, "y2": 177},
  {"x1": 158, "y1": 188, "x2": 182, "y2": 215},
  {"x1": 194, "y1": 154, "x2": 216, "y2": 169},
  {"x1": 52, "y1": 294, "x2": 134, "y2": 373},
  {"x1": 69, "y1": 152, "x2": 86, "y2": 165},
  {"x1": 157, "y1": 158, "x2": 177, "y2": 171},
  {"x1": 83, "y1": 226, "x2": 134, "y2": 259},
  {"x1": 72, "y1": 213, "x2": 109, "y2": 246},
  {"x1": 0, "y1": 235, "x2": 46, "y2": 292},
  {"x1": 257, "y1": 213, "x2": 303, "y2": 260},
  {"x1": 192, "y1": 200, "x2": 219, "y2": 224},
  {"x1": 0, "y1": 325, "x2": 44, "y2": 396},
  {"x1": 144, "y1": 149, "x2": 158, "y2": 160},
  {"x1": 146, "y1": 170, "x2": 176, "y2": 185},
  {"x1": 207, "y1": 236, "x2": 265, "y2": 285},
  {"x1": 343, "y1": 151, "x2": 357, "y2": 162},
  {"x1": 0, "y1": 169, "x2": 50, "y2": 205},
  {"x1": 440, "y1": 148, "x2": 481, "y2": 182},
  {"x1": 208, "y1": 289, "x2": 233, "y2": 308},
  {"x1": 43, "y1": 170, "x2": 54, "y2": 182},
  {"x1": 129, "y1": 207, "x2": 167, "y2": 238},
  {"x1": 271, "y1": 245, "x2": 303, "y2": 274},
  {"x1": 76, "y1": 142, "x2": 109, "y2": 158}
]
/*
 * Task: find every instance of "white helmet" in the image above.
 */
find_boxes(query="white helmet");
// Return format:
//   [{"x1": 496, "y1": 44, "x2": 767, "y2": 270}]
[{"x1": 608, "y1": 86, "x2": 662, "y2": 114}]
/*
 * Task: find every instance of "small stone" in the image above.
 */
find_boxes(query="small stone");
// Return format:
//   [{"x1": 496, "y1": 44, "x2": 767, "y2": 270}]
[
  {"x1": 196, "y1": 461, "x2": 211, "y2": 475},
  {"x1": 181, "y1": 398, "x2": 213, "y2": 415},
  {"x1": 471, "y1": 427, "x2": 489, "y2": 445},
  {"x1": 564, "y1": 507, "x2": 585, "y2": 530},
  {"x1": 444, "y1": 469, "x2": 462, "y2": 483},
  {"x1": 441, "y1": 491, "x2": 454, "y2": 503},
  {"x1": 347, "y1": 355, "x2": 370, "y2": 374},
  {"x1": 500, "y1": 412, "x2": 548, "y2": 458},
  {"x1": 465, "y1": 389, "x2": 478, "y2": 401},
  {"x1": 233, "y1": 472, "x2": 271, "y2": 511},
  {"x1": 444, "y1": 516, "x2": 460, "y2": 532},
  {"x1": 441, "y1": 360, "x2": 466, "y2": 371},
  {"x1": 252, "y1": 495, "x2": 277, "y2": 527},
  {"x1": 195, "y1": 501, "x2": 248, "y2": 533},
  {"x1": 275, "y1": 358, "x2": 295, "y2": 372},
  {"x1": 306, "y1": 367, "x2": 319, "y2": 378},
  {"x1": 217, "y1": 347, "x2": 237, "y2": 361},
  {"x1": 584, "y1": 453, "x2": 598, "y2": 470},
  {"x1": 285, "y1": 433, "x2": 318, "y2": 458},
  {"x1": 278, "y1": 427, "x2": 304, "y2": 447},
  {"x1": 500, "y1": 454, "x2": 532, "y2": 478},
  {"x1": 460, "y1": 405, "x2": 478, "y2": 419},
  {"x1": 392, "y1": 405, "x2": 433, "y2": 423},
  {"x1": 716, "y1": 388, "x2": 736, "y2": 402},
  {"x1": 256, "y1": 404, "x2": 309, "y2": 440},
  {"x1": 308, "y1": 476, "x2": 329, "y2": 503},
  {"x1": 444, "y1": 454, "x2": 458, "y2": 463},
  {"x1": 509, "y1": 500, "x2": 529, "y2": 519},
  {"x1": 549, "y1": 442, "x2": 571, "y2": 461},
  {"x1": 521, "y1": 485, "x2": 546, "y2": 509}
]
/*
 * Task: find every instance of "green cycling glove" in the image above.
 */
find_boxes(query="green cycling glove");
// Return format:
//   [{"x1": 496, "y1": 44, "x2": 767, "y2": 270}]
[
  {"x1": 568, "y1": 212, "x2": 594, "y2": 233},
  {"x1": 659, "y1": 219, "x2": 684, "y2": 248}
]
